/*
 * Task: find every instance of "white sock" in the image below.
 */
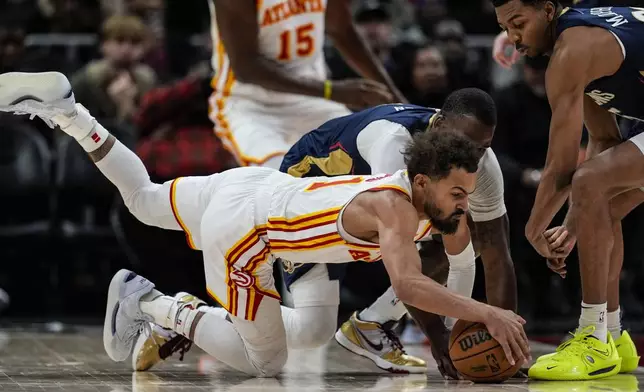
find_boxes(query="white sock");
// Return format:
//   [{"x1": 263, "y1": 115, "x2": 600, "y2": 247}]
[
  {"x1": 607, "y1": 307, "x2": 622, "y2": 341},
  {"x1": 53, "y1": 104, "x2": 109, "y2": 152},
  {"x1": 579, "y1": 302, "x2": 608, "y2": 343},
  {"x1": 359, "y1": 286, "x2": 407, "y2": 324},
  {"x1": 144, "y1": 292, "x2": 287, "y2": 376},
  {"x1": 445, "y1": 240, "x2": 476, "y2": 329}
]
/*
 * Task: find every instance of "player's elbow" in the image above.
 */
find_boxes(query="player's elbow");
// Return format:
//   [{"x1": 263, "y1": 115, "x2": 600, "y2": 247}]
[{"x1": 524, "y1": 221, "x2": 542, "y2": 246}]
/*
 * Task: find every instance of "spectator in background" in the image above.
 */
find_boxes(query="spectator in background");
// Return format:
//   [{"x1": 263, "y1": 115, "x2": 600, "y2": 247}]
[
  {"x1": 492, "y1": 55, "x2": 576, "y2": 323},
  {"x1": 434, "y1": 19, "x2": 490, "y2": 92},
  {"x1": 354, "y1": 0, "x2": 394, "y2": 67},
  {"x1": 411, "y1": 0, "x2": 448, "y2": 38},
  {"x1": 0, "y1": 26, "x2": 69, "y2": 74},
  {"x1": 391, "y1": 42, "x2": 448, "y2": 108},
  {"x1": 326, "y1": 0, "x2": 396, "y2": 80},
  {"x1": 70, "y1": 15, "x2": 157, "y2": 128},
  {"x1": 134, "y1": 62, "x2": 236, "y2": 182},
  {"x1": 35, "y1": 0, "x2": 102, "y2": 34},
  {"x1": 124, "y1": 0, "x2": 168, "y2": 80}
]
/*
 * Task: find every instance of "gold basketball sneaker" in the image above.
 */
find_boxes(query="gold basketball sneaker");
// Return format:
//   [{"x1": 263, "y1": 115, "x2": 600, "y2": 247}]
[
  {"x1": 334, "y1": 312, "x2": 426, "y2": 374},
  {"x1": 536, "y1": 330, "x2": 640, "y2": 373},
  {"x1": 131, "y1": 292, "x2": 205, "y2": 371}
]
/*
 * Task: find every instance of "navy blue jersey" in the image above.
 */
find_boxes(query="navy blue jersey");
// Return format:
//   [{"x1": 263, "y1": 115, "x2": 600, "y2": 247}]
[
  {"x1": 556, "y1": 7, "x2": 644, "y2": 137},
  {"x1": 280, "y1": 104, "x2": 438, "y2": 178}
]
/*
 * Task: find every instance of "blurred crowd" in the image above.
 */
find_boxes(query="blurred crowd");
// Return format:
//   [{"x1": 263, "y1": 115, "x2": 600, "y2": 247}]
[{"x1": 0, "y1": 0, "x2": 643, "y2": 335}]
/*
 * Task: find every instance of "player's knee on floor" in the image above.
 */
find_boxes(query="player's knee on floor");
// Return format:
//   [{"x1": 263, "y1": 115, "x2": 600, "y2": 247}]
[
  {"x1": 247, "y1": 346, "x2": 288, "y2": 377},
  {"x1": 285, "y1": 306, "x2": 337, "y2": 349}
]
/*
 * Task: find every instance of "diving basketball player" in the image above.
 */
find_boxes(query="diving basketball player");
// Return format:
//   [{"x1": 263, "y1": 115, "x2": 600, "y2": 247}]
[
  {"x1": 207, "y1": 0, "x2": 404, "y2": 169},
  {"x1": 493, "y1": 0, "x2": 644, "y2": 380},
  {"x1": 0, "y1": 71, "x2": 530, "y2": 378},
  {"x1": 131, "y1": 89, "x2": 516, "y2": 378},
  {"x1": 276, "y1": 89, "x2": 515, "y2": 375}
]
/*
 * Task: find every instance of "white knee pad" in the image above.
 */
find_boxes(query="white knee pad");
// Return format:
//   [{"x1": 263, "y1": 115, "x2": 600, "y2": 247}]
[
  {"x1": 284, "y1": 306, "x2": 338, "y2": 349},
  {"x1": 283, "y1": 264, "x2": 340, "y2": 349}
]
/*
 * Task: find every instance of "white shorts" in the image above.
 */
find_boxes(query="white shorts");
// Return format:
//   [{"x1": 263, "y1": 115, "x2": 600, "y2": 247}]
[
  {"x1": 627, "y1": 132, "x2": 644, "y2": 192},
  {"x1": 630, "y1": 132, "x2": 644, "y2": 155},
  {"x1": 170, "y1": 167, "x2": 283, "y2": 321},
  {"x1": 210, "y1": 95, "x2": 351, "y2": 166}
]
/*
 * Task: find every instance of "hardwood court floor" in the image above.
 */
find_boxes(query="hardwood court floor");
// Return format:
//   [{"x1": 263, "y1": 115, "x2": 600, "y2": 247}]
[{"x1": 0, "y1": 326, "x2": 640, "y2": 391}]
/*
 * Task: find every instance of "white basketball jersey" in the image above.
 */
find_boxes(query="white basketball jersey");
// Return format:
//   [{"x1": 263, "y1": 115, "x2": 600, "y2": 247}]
[
  {"x1": 263, "y1": 170, "x2": 433, "y2": 264},
  {"x1": 207, "y1": 0, "x2": 328, "y2": 104}
]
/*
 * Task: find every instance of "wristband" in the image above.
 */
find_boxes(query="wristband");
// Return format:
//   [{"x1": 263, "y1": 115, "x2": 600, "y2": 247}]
[{"x1": 323, "y1": 80, "x2": 332, "y2": 100}]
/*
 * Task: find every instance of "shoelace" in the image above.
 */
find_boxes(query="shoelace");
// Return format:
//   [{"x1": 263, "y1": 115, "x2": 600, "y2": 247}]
[
  {"x1": 9, "y1": 102, "x2": 56, "y2": 128},
  {"x1": 381, "y1": 326, "x2": 406, "y2": 353},
  {"x1": 552, "y1": 326, "x2": 598, "y2": 359},
  {"x1": 121, "y1": 321, "x2": 151, "y2": 352},
  {"x1": 158, "y1": 335, "x2": 193, "y2": 361}
]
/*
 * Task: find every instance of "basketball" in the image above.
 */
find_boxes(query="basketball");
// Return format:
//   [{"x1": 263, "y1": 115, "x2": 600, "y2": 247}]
[{"x1": 448, "y1": 320, "x2": 521, "y2": 383}]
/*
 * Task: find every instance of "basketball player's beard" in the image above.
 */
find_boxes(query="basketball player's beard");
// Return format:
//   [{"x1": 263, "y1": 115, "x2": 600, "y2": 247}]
[{"x1": 424, "y1": 201, "x2": 464, "y2": 235}]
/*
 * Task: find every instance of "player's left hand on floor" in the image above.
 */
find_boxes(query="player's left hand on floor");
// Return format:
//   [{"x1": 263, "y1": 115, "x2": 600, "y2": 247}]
[
  {"x1": 430, "y1": 331, "x2": 461, "y2": 380},
  {"x1": 511, "y1": 369, "x2": 529, "y2": 379}
]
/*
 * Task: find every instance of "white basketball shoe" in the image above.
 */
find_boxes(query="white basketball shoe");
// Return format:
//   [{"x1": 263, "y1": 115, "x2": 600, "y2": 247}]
[
  {"x1": 0, "y1": 71, "x2": 76, "y2": 127},
  {"x1": 103, "y1": 269, "x2": 156, "y2": 362}
]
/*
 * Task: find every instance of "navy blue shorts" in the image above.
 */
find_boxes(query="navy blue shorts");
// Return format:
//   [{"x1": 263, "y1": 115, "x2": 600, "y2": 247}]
[{"x1": 282, "y1": 262, "x2": 348, "y2": 291}]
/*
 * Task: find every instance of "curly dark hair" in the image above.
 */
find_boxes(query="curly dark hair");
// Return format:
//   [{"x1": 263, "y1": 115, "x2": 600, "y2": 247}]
[
  {"x1": 403, "y1": 129, "x2": 479, "y2": 181},
  {"x1": 491, "y1": 0, "x2": 558, "y2": 7}
]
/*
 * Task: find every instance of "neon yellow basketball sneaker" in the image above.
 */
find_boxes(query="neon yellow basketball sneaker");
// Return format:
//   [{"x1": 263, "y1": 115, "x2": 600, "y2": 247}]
[
  {"x1": 529, "y1": 326, "x2": 621, "y2": 381},
  {"x1": 536, "y1": 330, "x2": 640, "y2": 374}
]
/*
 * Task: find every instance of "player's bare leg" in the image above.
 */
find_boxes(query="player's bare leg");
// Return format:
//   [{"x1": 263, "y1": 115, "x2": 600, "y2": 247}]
[
  {"x1": 606, "y1": 189, "x2": 644, "y2": 372},
  {"x1": 571, "y1": 143, "x2": 644, "y2": 338},
  {"x1": 529, "y1": 140, "x2": 644, "y2": 380}
]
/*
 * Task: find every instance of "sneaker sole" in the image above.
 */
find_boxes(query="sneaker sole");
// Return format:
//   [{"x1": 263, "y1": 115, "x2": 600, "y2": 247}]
[
  {"x1": 0, "y1": 92, "x2": 75, "y2": 115},
  {"x1": 334, "y1": 329, "x2": 426, "y2": 374},
  {"x1": 131, "y1": 323, "x2": 162, "y2": 372}
]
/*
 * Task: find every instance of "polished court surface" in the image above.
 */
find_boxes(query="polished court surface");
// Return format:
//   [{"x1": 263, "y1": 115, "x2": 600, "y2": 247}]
[{"x1": 0, "y1": 326, "x2": 641, "y2": 391}]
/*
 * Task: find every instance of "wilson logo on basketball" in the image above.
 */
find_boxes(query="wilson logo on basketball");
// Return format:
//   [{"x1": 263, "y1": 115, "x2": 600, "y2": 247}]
[
  {"x1": 230, "y1": 270, "x2": 255, "y2": 288},
  {"x1": 458, "y1": 330, "x2": 493, "y2": 352}
]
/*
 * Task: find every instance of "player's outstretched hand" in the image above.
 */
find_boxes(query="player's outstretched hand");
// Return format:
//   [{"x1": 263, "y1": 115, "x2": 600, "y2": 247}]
[
  {"x1": 330, "y1": 79, "x2": 394, "y2": 108},
  {"x1": 492, "y1": 31, "x2": 521, "y2": 69},
  {"x1": 482, "y1": 306, "x2": 531, "y2": 367},
  {"x1": 429, "y1": 327, "x2": 462, "y2": 380}
]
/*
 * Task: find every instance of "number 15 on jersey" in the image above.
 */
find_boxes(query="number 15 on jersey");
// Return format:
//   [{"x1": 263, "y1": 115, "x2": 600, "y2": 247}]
[{"x1": 277, "y1": 23, "x2": 316, "y2": 61}]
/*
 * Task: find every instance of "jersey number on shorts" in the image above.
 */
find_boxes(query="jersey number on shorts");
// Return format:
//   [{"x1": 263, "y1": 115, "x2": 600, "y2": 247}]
[{"x1": 277, "y1": 23, "x2": 315, "y2": 61}]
